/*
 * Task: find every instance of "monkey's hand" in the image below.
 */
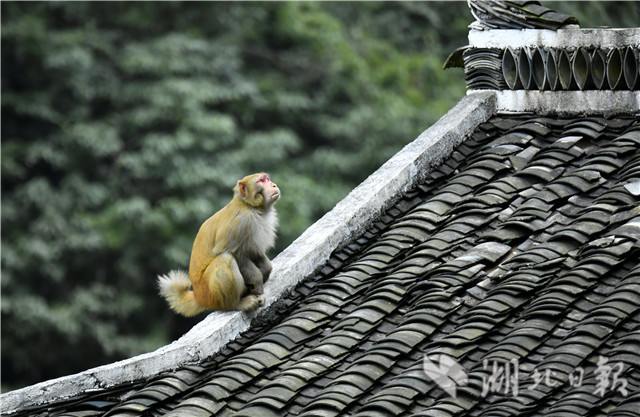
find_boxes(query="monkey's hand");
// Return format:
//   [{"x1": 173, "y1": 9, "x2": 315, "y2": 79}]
[{"x1": 237, "y1": 294, "x2": 265, "y2": 311}]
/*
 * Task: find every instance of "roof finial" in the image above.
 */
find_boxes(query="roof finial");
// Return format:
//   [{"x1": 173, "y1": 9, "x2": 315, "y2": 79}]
[{"x1": 467, "y1": 0, "x2": 579, "y2": 30}]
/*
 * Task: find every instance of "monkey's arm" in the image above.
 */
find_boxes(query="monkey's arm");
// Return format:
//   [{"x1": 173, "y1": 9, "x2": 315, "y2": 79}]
[
  {"x1": 253, "y1": 254, "x2": 272, "y2": 284},
  {"x1": 237, "y1": 258, "x2": 264, "y2": 295},
  {"x1": 236, "y1": 253, "x2": 272, "y2": 296}
]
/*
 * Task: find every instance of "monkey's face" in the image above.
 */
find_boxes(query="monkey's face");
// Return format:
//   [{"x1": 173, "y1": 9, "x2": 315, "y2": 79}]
[
  {"x1": 236, "y1": 173, "x2": 280, "y2": 210},
  {"x1": 256, "y1": 174, "x2": 280, "y2": 206}
]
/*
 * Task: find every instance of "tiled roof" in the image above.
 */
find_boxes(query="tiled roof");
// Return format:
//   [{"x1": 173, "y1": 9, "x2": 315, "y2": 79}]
[
  {"x1": 27, "y1": 113, "x2": 640, "y2": 416},
  {"x1": 468, "y1": 0, "x2": 579, "y2": 30}
]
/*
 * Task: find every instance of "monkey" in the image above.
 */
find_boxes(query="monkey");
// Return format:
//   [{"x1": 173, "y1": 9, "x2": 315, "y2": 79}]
[{"x1": 158, "y1": 173, "x2": 280, "y2": 316}]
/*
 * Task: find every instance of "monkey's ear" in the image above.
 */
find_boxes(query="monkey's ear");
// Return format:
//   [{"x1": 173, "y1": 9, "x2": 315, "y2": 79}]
[{"x1": 237, "y1": 181, "x2": 248, "y2": 197}]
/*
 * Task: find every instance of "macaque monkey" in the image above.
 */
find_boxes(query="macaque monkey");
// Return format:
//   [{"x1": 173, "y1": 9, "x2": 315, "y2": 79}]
[{"x1": 158, "y1": 173, "x2": 280, "y2": 316}]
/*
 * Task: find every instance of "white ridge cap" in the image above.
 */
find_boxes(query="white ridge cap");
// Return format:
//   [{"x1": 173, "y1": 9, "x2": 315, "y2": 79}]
[
  {"x1": 474, "y1": 90, "x2": 640, "y2": 116},
  {"x1": 469, "y1": 28, "x2": 640, "y2": 49}
]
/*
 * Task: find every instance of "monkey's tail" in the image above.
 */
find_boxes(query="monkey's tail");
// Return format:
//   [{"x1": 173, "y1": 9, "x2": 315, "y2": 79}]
[{"x1": 157, "y1": 270, "x2": 208, "y2": 317}]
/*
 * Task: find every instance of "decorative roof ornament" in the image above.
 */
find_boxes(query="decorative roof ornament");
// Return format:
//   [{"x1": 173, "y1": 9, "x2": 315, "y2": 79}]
[
  {"x1": 468, "y1": 0, "x2": 579, "y2": 30},
  {"x1": 445, "y1": 1, "x2": 640, "y2": 92}
]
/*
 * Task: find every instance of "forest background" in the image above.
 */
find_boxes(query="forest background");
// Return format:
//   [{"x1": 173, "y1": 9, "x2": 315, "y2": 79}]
[{"x1": 2, "y1": 1, "x2": 639, "y2": 391}]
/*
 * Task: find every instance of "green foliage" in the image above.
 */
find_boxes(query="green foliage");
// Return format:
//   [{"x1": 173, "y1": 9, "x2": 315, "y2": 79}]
[{"x1": 3, "y1": 1, "x2": 635, "y2": 391}]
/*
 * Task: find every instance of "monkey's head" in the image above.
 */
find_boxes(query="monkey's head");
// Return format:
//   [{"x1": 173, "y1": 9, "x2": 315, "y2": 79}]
[{"x1": 234, "y1": 173, "x2": 280, "y2": 210}]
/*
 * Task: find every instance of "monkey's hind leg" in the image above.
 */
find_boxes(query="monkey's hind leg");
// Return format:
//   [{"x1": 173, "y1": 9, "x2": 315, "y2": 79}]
[{"x1": 200, "y1": 253, "x2": 263, "y2": 312}]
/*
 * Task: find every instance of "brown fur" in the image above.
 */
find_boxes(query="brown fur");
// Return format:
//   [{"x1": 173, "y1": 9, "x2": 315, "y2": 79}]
[{"x1": 158, "y1": 173, "x2": 280, "y2": 315}]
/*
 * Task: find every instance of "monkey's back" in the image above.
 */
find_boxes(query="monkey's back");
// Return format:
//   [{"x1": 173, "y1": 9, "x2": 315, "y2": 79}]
[{"x1": 188, "y1": 200, "x2": 249, "y2": 282}]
